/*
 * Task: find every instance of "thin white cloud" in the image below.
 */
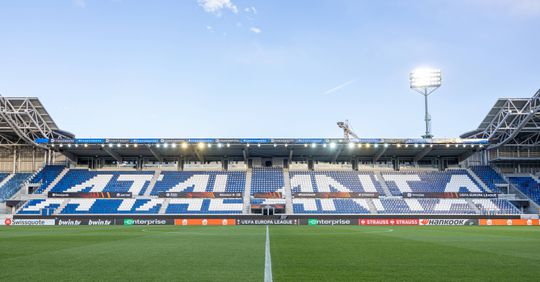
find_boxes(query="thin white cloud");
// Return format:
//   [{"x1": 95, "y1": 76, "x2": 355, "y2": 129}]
[
  {"x1": 198, "y1": 0, "x2": 238, "y2": 15},
  {"x1": 250, "y1": 27, "x2": 261, "y2": 34},
  {"x1": 244, "y1": 6, "x2": 257, "y2": 14},
  {"x1": 72, "y1": 0, "x2": 86, "y2": 8},
  {"x1": 323, "y1": 79, "x2": 357, "y2": 95},
  {"x1": 206, "y1": 25, "x2": 214, "y2": 32}
]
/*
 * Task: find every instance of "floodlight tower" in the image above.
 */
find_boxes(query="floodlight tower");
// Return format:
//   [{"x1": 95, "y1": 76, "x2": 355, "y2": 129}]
[
  {"x1": 337, "y1": 120, "x2": 360, "y2": 141},
  {"x1": 409, "y1": 68, "x2": 442, "y2": 139}
]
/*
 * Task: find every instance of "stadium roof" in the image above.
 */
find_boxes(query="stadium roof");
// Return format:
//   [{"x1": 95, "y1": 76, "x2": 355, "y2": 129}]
[
  {"x1": 0, "y1": 96, "x2": 74, "y2": 147},
  {"x1": 461, "y1": 89, "x2": 540, "y2": 148},
  {"x1": 43, "y1": 137, "x2": 487, "y2": 163}
]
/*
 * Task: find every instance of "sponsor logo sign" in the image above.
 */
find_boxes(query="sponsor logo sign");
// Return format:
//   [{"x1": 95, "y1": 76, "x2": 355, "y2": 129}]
[
  {"x1": 306, "y1": 219, "x2": 354, "y2": 226},
  {"x1": 403, "y1": 192, "x2": 497, "y2": 199},
  {"x1": 89, "y1": 219, "x2": 113, "y2": 226},
  {"x1": 57, "y1": 219, "x2": 82, "y2": 226},
  {"x1": 359, "y1": 218, "x2": 419, "y2": 226},
  {"x1": 48, "y1": 192, "x2": 132, "y2": 198},
  {"x1": 419, "y1": 219, "x2": 478, "y2": 226},
  {"x1": 11, "y1": 219, "x2": 55, "y2": 226},
  {"x1": 1, "y1": 217, "x2": 13, "y2": 226},
  {"x1": 479, "y1": 219, "x2": 540, "y2": 226},
  {"x1": 56, "y1": 219, "x2": 114, "y2": 226},
  {"x1": 174, "y1": 219, "x2": 236, "y2": 226},
  {"x1": 236, "y1": 219, "x2": 298, "y2": 225},
  {"x1": 252, "y1": 192, "x2": 283, "y2": 199},
  {"x1": 293, "y1": 192, "x2": 379, "y2": 199},
  {"x1": 158, "y1": 192, "x2": 242, "y2": 198},
  {"x1": 123, "y1": 218, "x2": 168, "y2": 225}
]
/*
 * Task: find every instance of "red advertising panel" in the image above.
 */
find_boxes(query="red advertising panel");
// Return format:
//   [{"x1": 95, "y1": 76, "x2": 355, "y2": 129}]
[
  {"x1": 174, "y1": 219, "x2": 236, "y2": 226},
  {"x1": 358, "y1": 218, "x2": 419, "y2": 225}
]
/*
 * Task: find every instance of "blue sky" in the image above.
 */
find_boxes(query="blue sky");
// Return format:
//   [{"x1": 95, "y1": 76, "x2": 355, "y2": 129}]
[{"x1": 0, "y1": 0, "x2": 539, "y2": 138}]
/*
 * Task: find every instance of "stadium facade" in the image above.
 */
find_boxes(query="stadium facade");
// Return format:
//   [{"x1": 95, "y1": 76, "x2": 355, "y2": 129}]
[{"x1": 1, "y1": 90, "x2": 539, "y2": 226}]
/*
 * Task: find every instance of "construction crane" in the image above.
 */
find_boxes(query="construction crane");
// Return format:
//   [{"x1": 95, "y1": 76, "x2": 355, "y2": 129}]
[{"x1": 337, "y1": 120, "x2": 360, "y2": 141}]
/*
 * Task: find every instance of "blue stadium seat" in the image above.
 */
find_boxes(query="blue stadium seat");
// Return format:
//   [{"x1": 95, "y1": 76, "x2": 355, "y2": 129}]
[
  {"x1": 151, "y1": 171, "x2": 246, "y2": 195},
  {"x1": 49, "y1": 169, "x2": 155, "y2": 195},
  {"x1": 60, "y1": 199, "x2": 162, "y2": 214},
  {"x1": 509, "y1": 176, "x2": 540, "y2": 205},
  {"x1": 165, "y1": 198, "x2": 243, "y2": 214},
  {"x1": 17, "y1": 199, "x2": 64, "y2": 215},
  {"x1": 31, "y1": 165, "x2": 66, "y2": 194},
  {"x1": 0, "y1": 173, "x2": 32, "y2": 202},
  {"x1": 251, "y1": 168, "x2": 284, "y2": 194},
  {"x1": 470, "y1": 166, "x2": 505, "y2": 193},
  {"x1": 290, "y1": 171, "x2": 384, "y2": 194},
  {"x1": 382, "y1": 170, "x2": 486, "y2": 195},
  {"x1": 293, "y1": 198, "x2": 371, "y2": 214}
]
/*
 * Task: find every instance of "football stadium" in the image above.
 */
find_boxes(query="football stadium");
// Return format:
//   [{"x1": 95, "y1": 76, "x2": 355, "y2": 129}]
[
  {"x1": 2, "y1": 1, "x2": 540, "y2": 281},
  {"x1": 1, "y1": 90, "x2": 540, "y2": 281}
]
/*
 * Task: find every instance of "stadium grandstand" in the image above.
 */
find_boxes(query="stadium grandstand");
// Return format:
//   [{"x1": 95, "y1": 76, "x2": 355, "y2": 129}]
[{"x1": 0, "y1": 90, "x2": 539, "y2": 222}]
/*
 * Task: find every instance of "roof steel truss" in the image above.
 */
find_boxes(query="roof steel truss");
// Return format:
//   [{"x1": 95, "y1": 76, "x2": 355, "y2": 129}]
[
  {"x1": 0, "y1": 95, "x2": 70, "y2": 147},
  {"x1": 465, "y1": 89, "x2": 540, "y2": 148}
]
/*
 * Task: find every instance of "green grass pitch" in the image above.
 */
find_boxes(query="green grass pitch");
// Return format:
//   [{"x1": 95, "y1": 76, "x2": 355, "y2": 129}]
[{"x1": 2, "y1": 226, "x2": 540, "y2": 281}]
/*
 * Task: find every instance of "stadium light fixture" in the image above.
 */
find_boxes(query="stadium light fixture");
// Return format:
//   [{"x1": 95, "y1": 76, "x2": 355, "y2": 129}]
[
  {"x1": 410, "y1": 68, "x2": 441, "y2": 139},
  {"x1": 134, "y1": 143, "x2": 138, "y2": 148},
  {"x1": 181, "y1": 142, "x2": 188, "y2": 149},
  {"x1": 226, "y1": 143, "x2": 230, "y2": 148},
  {"x1": 198, "y1": 142, "x2": 205, "y2": 149},
  {"x1": 329, "y1": 142, "x2": 336, "y2": 149},
  {"x1": 171, "y1": 143, "x2": 177, "y2": 148},
  {"x1": 311, "y1": 143, "x2": 317, "y2": 148},
  {"x1": 217, "y1": 143, "x2": 223, "y2": 148}
]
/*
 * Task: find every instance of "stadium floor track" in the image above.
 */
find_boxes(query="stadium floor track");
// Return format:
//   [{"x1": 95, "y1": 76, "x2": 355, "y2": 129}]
[{"x1": 2, "y1": 226, "x2": 540, "y2": 281}]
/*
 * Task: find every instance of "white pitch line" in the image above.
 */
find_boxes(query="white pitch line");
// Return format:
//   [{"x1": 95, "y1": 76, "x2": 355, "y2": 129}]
[{"x1": 264, "y1": 225, "x2": 273, "y2": 282}]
